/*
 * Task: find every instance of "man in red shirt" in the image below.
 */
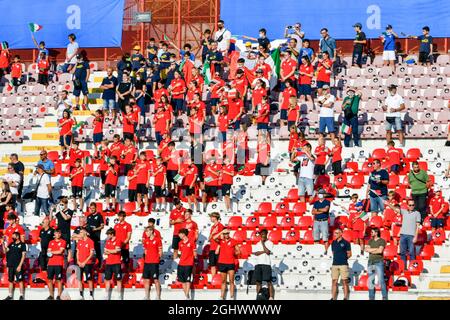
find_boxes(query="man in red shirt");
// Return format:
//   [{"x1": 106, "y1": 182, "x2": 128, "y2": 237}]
[
  {"x1": 69, "y1": 158, "x2": 85, "y2": 213},
  {"x1": 231, "y1": 70, "x2": 248, "y2": 100},
  {"x1": 68, "y1": 141, "x2": 84, "y2": 172},
  {"x1": 170, "y1": 198, "x2": 186, "y2": 259},
  {"x1": 135, "y1": 151, "x2": 150, "y2": 211},
  {"x1": 164, "y1": 142, "x2": 182, "y2": 194},
  {"x1": 182, "y1": 209, "x2": 198, "y2": 242},
  {"x1": 298, "y1": 56, "x2": 314, "y2": 102},
  {"x1": 120, "y1": 137, "x2": 137, "y2": 176},
  {"x1": 122, "y1": 105, "x2": 138, "y2": 142},
  {"x1": 208, "y1": 212, "x2": 224, "y2": 276},
  {"x1": 386, "y1": 140, "x2": 402, "y2": 174},
  {"x1": 152, "y1": 157, "x2": 167, "y2": 212},
  {"x1": 46, "y1": 229, "x2": 66, "y2": 300},
  {"x1": 202, "y1": 157, "x2": 222, "y2": 213},
  {"x1": 153, "y1": 104, "x2": 171, "y2": 145},
  {"x1": 103, "y1": 228, "x2": 123, "y2": 300},
  {"x1": 228, "y1": 94, "x2": 245, "y2": 131},
  {"x1": 213, "y1": 229, "x2": 240, "y2": 300},
  {"x1": 221, "y1": 157, "x2": 235, "y2": 213},
  {"x1": 287, "y1": 96, "x2": 300, "y2": 129},
  {"x1": 314, "y1": 136, "x2": 330, "y2": 176},
  {"x1": 429, "y1": 188, "x2": 447, "y2": 231},
  {"x1": 76, "y1": 227, "x2": 95, "y2": 300},
  {"x1": 142, "y1": 218, "x2": 162, "y2": 241},
  {"x1": 127, "y1": 162, "x2": 138, "y2": 203},
  {"x1": 114, "y1": 211, "x2": 132, "y2": 269},
  {"x1": 177, "y1": 229, "x2": 196, "y2": 300},
  {"x1": 105, "y1": 156, "x2": 119, "y2": 212},
  {"x1": 280, "y1": 51, "x2": 297, "y2": 90},
  {"x1": 180, "y1": 157, "x2": 198, "y2": 213},
  {"x1": 316, "y1": 51, "x2": 333, "y2": 96},
  {"x1": 109, "y1": 134, "x2": 124, "y2": 164},
  {"x1": 142, "y1": 227, "x2": 163, "y2": 300},
  {"x1": 169, "y1": 71, "x2": 187, "y2": 116},
  {"x1": 4, "y1": 214, "x2": 25, "y2": 244}
]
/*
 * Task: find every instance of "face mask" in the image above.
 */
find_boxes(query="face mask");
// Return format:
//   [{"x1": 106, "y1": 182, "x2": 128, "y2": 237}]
[
  {"x1": 136, "y1": 77, "x2": 141, "y2": 81},
  {"x1": 318, "y1": 194, "x2": 324, "y2": 199},
  {"x1": 259, "y1": 33, "x2": 264, "y2": 38},
  {"x1": 59, "y1": 204, "x2": 65, "y2": 210}
]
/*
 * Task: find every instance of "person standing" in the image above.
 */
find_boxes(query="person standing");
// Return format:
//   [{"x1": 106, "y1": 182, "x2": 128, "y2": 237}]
[
  {"x1": 294, "y1": 143, "x2": 315, "y2": 202},
  {"x1": 142, "y1": 227, "x2": 163, "y2": 300},
  {"x1": 382, "y1": 84, "x2": 406, "y2": 147},
  {"x1": 365, "y1": 228, "x2": 388, "y2": 300},
  {"x1": 9, "y1": 154, "x2": 24, "y2": 200},
  {"x1": 100, "y1": 67, "x2": 118, "y2": 120},
  {"x1": 86, "y1": 203, "x2": 105, "y2": 265},
  {"x1": 76, "y1": 228, "x2": 95, "y2": 300},
  {"x1": 207, "y1": 212, "x2": 224, "y2": 277},
  {"x1": 53, "y1": 198, "x2": 73, "y2": 262},
  {"x1": 381, "y1": 25, "x2": 398, "y2": 70},
  {"x1": 352, "y1": 23, "x2": 367, "y2": 68},
  {"x1": 312, "y1": 190, "x2": 331, "y2": 254},
  {"x1": 319, "y1": 28, "x2": 337, "y2": 60},
  {"x1": 103, "y1": 228, "x2": 123, "y2": 300},
  {"x1": 177, "y1": 229, "x2": 196, "y2": 300},
  {"x1": 38, "y1": 218, "x2": 54, "y2": 271},
  {"x1": 46, "y1": 229, "x2": 66, "y2": 300},
  {"x1": 366, "y1": 159, "x2": 389, "y2": 216},
  {"x1": 71, "y1": 54, "x2": 91, "y2": 110},
  {"x1": 3, "y1": 163, "x2": 21, "y2": 207},
  {"x1": 214, "y1": 20, "x2": 232, "y2": 55},
  {"x1": 317, "y1": 85, "x2": 336, "y2": 140},
  {"x1": 3, "y1": 232, "x2": 27, "y2": 300},
  {"x1": 34, "y1": 164, "x2": 52, "y2": 216},
  {"x1": 214, "y1": 229, "x2": 240, "y2": 300},
  {"x1": 341, "y1": 88, "x2": 362, "y2": 147},
  {"x1": 114, "y1": 211, "x2": 132, "y2": 270},
  {"x1": 253, "y1": 229, "x2": 274, "y2": 300},
  {"x1": 330, "y1": 228, "x2": 351, "y2": 300},
  {"x1": 61, "y1": 33, "x2": 79, "y2": 73},
  {"x1": 284, "y1": 23, "x2": 305, "y2": 52},
  {"x1": 408, "y1": 26, "x2": 433, "y2": 66},
  {"x1": 407, "y1": 161, "x2": 431, "y2": 222}
]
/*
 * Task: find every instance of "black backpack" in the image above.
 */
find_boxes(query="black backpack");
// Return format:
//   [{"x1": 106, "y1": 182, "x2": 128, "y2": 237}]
[{"x1": 256, "y1": 287, "x2": 270, "y2": 300}]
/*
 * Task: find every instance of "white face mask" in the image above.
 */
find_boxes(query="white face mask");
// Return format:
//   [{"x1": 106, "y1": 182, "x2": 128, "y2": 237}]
[{"x1": 318, "y1": 194, "x2": 324, "y2": 199}]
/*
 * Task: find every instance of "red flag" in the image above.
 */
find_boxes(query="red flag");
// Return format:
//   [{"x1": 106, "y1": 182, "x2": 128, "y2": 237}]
[
  {"x1": 182, "y1": 59, "x2": 194, "y2": 86},
  {"x1": 243, "y1": 66, "x2": 256, "y2": 86},
  {"x1": 228, "y1": 51, "x2": 240, "y2": 80}
]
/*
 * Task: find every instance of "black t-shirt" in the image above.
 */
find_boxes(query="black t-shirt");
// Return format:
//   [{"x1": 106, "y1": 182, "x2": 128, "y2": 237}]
[
  {"x1": 354, "y1": 32, "x2": 366, "y2": 52},
  {"x1": 207, "y1": 50, "x2": 223, "y2": 73},
  {"x1": 258, "y1": 37, "x2": 271, "y2": 50},
  {"x1": 39, "y1": 227, "x2": 55, "y2": 251},
  {"x1": 87, "y1": 213, "x2": 104, "y2": 240},
  {"x1": 55, "y1": 209, "x2": 73, "y2": 236},
  {"x1": 201, "y1": 37, "x2": 213, "y2": 59},
  {"x1": 73, "y1": 61, "x2": 90, "y2": 81},
  {"x1": 331, "y1": 238, "x2": 351, "y2": 266},
  {"x1": 6, "y1": 241, "x2": 27, "y2": 267},
  {"x1": 12, "y1": 161, "x2": 25, "y2": 176},
  {"x1": 118, "y1": 82, "x2": 133, "y2": 97},
  {"x1": 147, "y1": 45, "x2": 158, "y2": 61}
]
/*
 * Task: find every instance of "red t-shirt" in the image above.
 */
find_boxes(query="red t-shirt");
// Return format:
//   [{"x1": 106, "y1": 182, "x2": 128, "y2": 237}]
[
  {"x1": 181, "y1": 164, "x2": 198, "y2": 187},
  {"x1": 68, "y1": 148, "x2": 84, "y2": 167},
  {"x1": 204, "y1": 163, "x2": 222, "y2": 186},
  {"x1": 105, "y1": 238, "x2": 123, "y2": 265},
  {"x1": 232, "y1": 77, "x2": 248, "y2": 98},
  {"x1": 315, "y1": 145, "x2": 330, "y2": 165},
  {"x1": 252, "y1": 87, "x2": 266, "y2": 108},
  {"x1": 183, "y1": 219, "x2": 199, "y2": 242},
  {"x1": 281, "y1": 58, "x2": 297, "y2": 80},
  {"x1": 221, "y1": 164, "x2": 235, "y2": 185},
  {"x1": 48, "y1": 239, "x2": 67, "y2": 266},
  {"x1": 299, "y1": 64, "x2": 314, "y2": 85},
  {"x1": 217, "y1": 238, "x2": 238, "y2": 264},
  {"x1": 218, "y1": 112, "x2": 229, "y2": 132},
  {"x1": 77, "y1": 238, "x2": 95, "y2": 264},
  {"x1": 430, "y1": 197, "x2": 446, "y2": 218},
  {"x1": 159, "y1": 137, "x2": 172, "y2": 158},
  {"x1": 121, "y1": 145, "x2": 137, "y2": 165},
  {"x1": 178, "y1": 238, "x2": 196, "y2": 266},
  {"x1": 99, "y1": 148, "x2": 111, "y2": 171},
  {"x1": 211, "y1": 78, "x2": 225, "y2": 99},
  {"x1": 59, "y1": 118, "x2": 74, "y2": 136},
  {"x1": 256, "y1": 102, "x2": 270, "y2": 124},
  {"x1": 317, "y1": 59, "x2": 333, "y2": 83},
  {"x1": 143, "y1": 237, "x2": 163, "y2": 264},
  {"x1": 11, "y1": 63, "x2": 22, "y2": 78},
  {"x1": 4, "y1": 224, "x2": 25, "y2": 245},
  {"x1": 123, "y1": 112, "x2": 137, "y2": 134},
  {"x1": 209, "y1": 222, "x2": 225, "y2": 251},
  {"x1": 170, "y1": 78, "x2": 186, "y2": 99},
  {"x1": 0, "y1": 50, "x2": 9, "y2": 68},
  {"x1": 253, "y1": 63, "x2": 271, "y2": 80},
  {"x1": 332, "y1": 145, "x2": 342, "y2": 163},
  {"x1": 142, "y1": 229, "x2": 162, "y2": 242},
  {"x1": 236, "y1": 131, "x2": 248, "y2": 150},
  {"x1": 167, "y1": 150, "x2": 181, "y2": 171},
  {"x1": 387, "y1": 147, "x2": 401, "y2": 166},
  {"x1": 281, "y1": 87, "x2": 297, "y2": 110},
  {"x1": 154, "y1": 110, "x2": 170, "y2": 133},
  {"x1": 93, "y1": 115, "x2": 104, "y2": 135},
  {"x1": 190, "y1": 100, "x2": 206, "y2": 119},
  {"x1": 257, "y1": 143, "x2": 271, "y2": 164},
  {"x1": 289, "y1": 132, "x2": 299, "y2": 152},
  {"x1": 127, "y1": 169, "x2": 138, "y2": 190},
  {"x1": 153, "y1": 164, "x2": 166, "y2": 187},
  {"x1": 109, "y1": 142, "x2": 124, "y2": 160},
  {"x1": 228, "y1": 99, "x2": 244, "y2": 120},
  {"x1": 287, "y1": 105, "x2": 299, "y2": 122},
  {"x1": 170, "y1": 207, "x2": 186, "y2": 235},
  {"x1": 114, "y1": 221, "x2": 132, "y2": 250},
  {"x1": 154, "y1": 88, "x2": 169, "y2": 103},
  {"x1": 135, "y1": 160, "x2": 151, "y2": 185},
  {"x1": 105, "y1": 163, "x2": 119, "y2": 186},
  {"x1": 189, "y1": 113, "x2": 204, "y2": 134},
  {"x1": 38, "y1": 59, "x2": 49, "y2": 75},
  {"x1": 70, "y1": 166, "x2": 84, "y2": 187}
]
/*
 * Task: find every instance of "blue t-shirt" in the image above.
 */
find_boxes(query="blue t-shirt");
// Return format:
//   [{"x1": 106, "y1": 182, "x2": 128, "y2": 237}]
[
  {"x1": 298, "y1": 47, "x2": 314, "y2": 64},
  {"x1": 73, "y1": 61, "x2": 90, "y2": 81},
  {"x1": 383, "y1": 33, "x2": 396, "y2": 51},
  {"x1": 37, "y1": 159, "x2": 55, "y2": 173},
  {"x1": 313, "y1": 199, "x2": 330, "y2": 220},
  {"x1": 179, "y1": 50, "x2": 195, "y2": 62},
  {"x1": 369, "y1": 169, "x2": 389, "y2": 197},
  {"x1": 131, "y1": 53, "x2": 144, "y2": 70},
  {"x1": 332, "y1": 238, "x2": 351, "y2": 265},
  {"x1": 418, "y1": 35, "x2": 433, "y2": 53},
  {"x1": 101, "y1": 76, "x2": 118, "y2": 100}
]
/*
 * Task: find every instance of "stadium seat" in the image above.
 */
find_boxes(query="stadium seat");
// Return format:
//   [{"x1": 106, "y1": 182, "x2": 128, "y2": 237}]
[
  {"x1": 353, "y1": 274, "x2": 369, "y2": 291},
  {"x1": 254, "y1": 202, "x2": 272, "y2": 216},
  {"x1": 249, "y1": 230, "x2": 261, "y2": 243},
  {"x1": 291, "y1": 202, "x2": 306, "y2": 216},
  {"x1": 284, "y1": 189, "x2": 299, "y2": 202},
  {"x1": 380, "y1": 229, "x2": 391, "y2": 243},
  {"x1": 431, "y1": 229, "x2": 446, "y2": 245},
  {"x1": 333, "y1": 216, "x2": 349, "y2": 229},
  {"x1": 406, "y1": 148, "x2": 421, "y2": 161},
  {"x1": 388, "y1": 173, "x2": 399, "y2": 188},
  {"x1": 261, "y1": 216, "x2": 277, "y2": 230},
  {"x1": 274, "y1": 202, "x2": 289, "y2": 216},
  {"x1": 389, "y1": 259, "x2": 405, "y2": 275},
  {"x1": 301, "y1": 229, "x2": 314, "y2": 244},
  {"x1": 245, "y1": 216, "x2": 260, "y2": 230},
  {"x1": 383, "y1": 244, "x2": 398, "y2": 259},
  {"x1": 349, "y1": 173, "x2": 365, "y2": 189},
  {"x1": 228, "y1": 216, "x2": 243, "y2": 230},
  {"x1": 342, "y1": 229, "x2": 355, "y2": 243},
  {"x1": 283, "y1": 230, "x2": 300, "y2": 244},
  {"x1": 207, "y1": 274, "x2": 222, "y2": 289},
  {"x1": 371, "y1": 149, "x2": 387, "y2": 160},
  {"x1": 333, "y1": 174, "x2": 347, "y2": 189},
  {"x1": 369, "y1": 216, "x2": 383, "y2": 229},
  {"x1": 268, "y1": 229, "x2": 282, "y2": 244},
  {"x1": 232, "y1": 230, "x2": 247, "y2": 243},
  {"x1": 419, "y1": 244, "x2": 435, "y2": 260},
  {"x1": 238, "y1": 242, "x2": 252, "y2": 259},
  {"x1": 404, "y1": 260, "x2": 423, "y2": 276},
  {"x1": 297, "y1": 216, "x2": 313, "y2": 230}
]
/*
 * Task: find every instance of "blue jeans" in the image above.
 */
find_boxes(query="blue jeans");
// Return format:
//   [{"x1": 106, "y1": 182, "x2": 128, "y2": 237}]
[
  {"x1": 368, "y1": 261, "x2": 388, "y2": 300},
  {"x1": 343, "y1": 116, "x2": 360, "y2": 147},
  {"x1": 370, "y1": 195, "x2": 386, "y2": 213},
  {"x1": 400, "y1": 234, "x2": 416, "y2": 267},
  {"x1": 34, "y1": 197, "x2": 49, "y2": 216}
]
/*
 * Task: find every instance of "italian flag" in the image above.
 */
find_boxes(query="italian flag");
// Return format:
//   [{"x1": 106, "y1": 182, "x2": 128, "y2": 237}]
[
  {"x1": 84, "y1": 155, "x2": 92, "y2": 166},
  {"x1": 358, "y1": 211, "x2": 369, "y2": 221},
  {"x1": 341, "y1": 123, "x2": 352, "y2": 135},
  {"x1": 202, "y1": 60, "x2": 212, "y2": 85},
  {"x1": 28, "y1": 23, "x2": 43, "y2": 33},
  {"x1": 1, "y1": 42, "x2": 8, "y2": 50}
]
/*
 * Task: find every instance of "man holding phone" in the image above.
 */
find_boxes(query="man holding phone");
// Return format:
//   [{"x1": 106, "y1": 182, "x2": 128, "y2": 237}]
[{"x1": 284, "y1": 23, "x2": 304, "y2": 51}]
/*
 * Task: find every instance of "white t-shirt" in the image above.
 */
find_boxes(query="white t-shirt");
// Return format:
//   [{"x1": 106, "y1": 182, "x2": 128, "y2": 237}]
[
  {"x1": 384, "y1": 94, "x2": 405, "y2": 117},
  {"x1": 56, "y1": 98, "x2": 72, "y2": 118},
  {"x1": 36, "y1": 174, "x2": 51, "y2": 199},
  {"x1": 318, "y1": 94, "x2": 336, "y2": 118},
  {"x1": 3, "y1": 173, "x2": 20, "y2": 195},
  {"x1": 66, "y1": 42, "x2": 79, "y2": 64},
  {"x1": 214, "y1": 28, "x2": 232, "y2": 53},
  {"x1": 254, "y1": 240, "x2": 274, "y2": 265},
  {"x1": 298, "y1": 154, "x2": 315, "y2": 179}
]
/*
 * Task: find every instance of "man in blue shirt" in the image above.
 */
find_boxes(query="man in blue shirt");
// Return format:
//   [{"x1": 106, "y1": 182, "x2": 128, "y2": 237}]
[
  {"x1": 331, "y1": 228, "x2": 351, "y2": 300},
  {"x1": 71, "y1": 54, "x2": 91, "y2": 110},
  {"x1": 366, "y1": 159, "x2": 389, "y2": 215},
  {"x1": 100, "y1": 67, "x2": 118, "y2": 118},
  {"x1": 312, "y1": 189, "x2": 331, "y2": 254},
  {"x1": 319, "y1": 28, "x2": 336, "y2": 60},
  {"x1": 298, "y1": 39, "x2": 314, "y2": 65},
  {"x1": 409, "y1": 26, "x2": 433, "y2": 66},
  {"x1": 381, "y1": 25, "x2": 398, "y2": 69},
  {"x1": 37, "y1": 151, "x2": 55, "y2": 176}
]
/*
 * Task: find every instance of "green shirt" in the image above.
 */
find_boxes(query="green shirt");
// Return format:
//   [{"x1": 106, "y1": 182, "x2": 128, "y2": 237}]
[
  {"x1": 368, "y1": 238, "x2": 386, "y2": 265},
  {"x1": 342, "y1": 95, "x2": 361, "y2": 116},
  {"x1": 408, "y1": 169, "x2": 429, "y2": 195}
]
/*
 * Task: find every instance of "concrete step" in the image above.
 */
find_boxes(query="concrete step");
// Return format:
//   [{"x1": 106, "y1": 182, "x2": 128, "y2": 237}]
[
  {"x1": 31, "y1": 133, "x2": 59, "y2": 140},
  {"x1": 417, "y1": 296, "x2": 450, "y2": 300},
  {"x1": 441, "y1": 266, "x2": 450, "y2": 274},
  {"x1": 22, "y1": 145, "x2": 60, "y2": 151},
  {"x1": 429, "y1": 281, "x2": 450, "y2": 289},
  {"x1": 1, "y1": 154, "x2": 40, "y2": 163}
]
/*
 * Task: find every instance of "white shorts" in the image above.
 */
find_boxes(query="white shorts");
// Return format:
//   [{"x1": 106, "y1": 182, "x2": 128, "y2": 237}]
[{"x1": 383, "y1": 51, "x2": 396, "y2": 61}]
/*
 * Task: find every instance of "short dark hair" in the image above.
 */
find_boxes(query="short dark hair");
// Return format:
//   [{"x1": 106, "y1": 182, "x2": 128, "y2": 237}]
[
  {"x1": 371, "y1": 227, "x2": 381, "y2": 237},
  {"x1": 204, "y1": 29, "x2": 211, "y2": 34},
  {"x1": 148, "y1": 218, "x2": 156, "y2": 224},
  {"x1": 218, "y1": 20, "x2": 224, "y2": 24},
  {"x1": 303, "y1": 39, "x2": 310, "y2": 43},
  {"x1": 149, "y1": 37, "x2": 155, "y2": 41},
  {"x1": 321, "y1": 28, "x2": 328, "y2": 33},
  {"x1": 117, "y1": 210, "x2": 126, "y2": 217},
  {"x1": 423, "y1": 26, "x2": 430, "y2": 32},
  {"x1": 106, "y1": 228, "x2": 116, "y2": 236},
  {"x1": 178, "y1": 228, "x2": 189, "y2": 236},
  {"x1": 68, "y1": 33, "x2": 76, "y2": 40},
  {"x1": 259, "y1": 28, "x2": 267, "y2": 34},
  {"x1": 184, "y1": 43, "x2": 192, "y2": 50},
  {"x1": 7, "y1": 214, "x2": 17, "y2": 221}
]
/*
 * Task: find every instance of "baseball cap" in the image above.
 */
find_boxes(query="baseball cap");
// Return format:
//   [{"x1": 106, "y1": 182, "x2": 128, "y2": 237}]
[
  {"x1": 133, "y1": 45, "x2": 141, "y2": 50},
  {"x1": 353, "y1": 22, "x2": 362, "y2": 28},
  {"x1": 322, "y1": 84, "x2": 330, "y2": 90},
  {"x1": 245, "y1": 42, "x2": 252, "y2": 47},
  {"x1": 346, "y1": 88, "x2": 356, "y2": 93},
  {"x1": 209, "y1": 212, "x2": 221, "y2": 219}
]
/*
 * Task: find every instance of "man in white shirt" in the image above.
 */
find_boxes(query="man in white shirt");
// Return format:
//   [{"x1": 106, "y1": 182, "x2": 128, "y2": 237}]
[
  {"x1": 284, "y1": 23, "x2": 304, "y2": 52},
  {"x1": 34, "y1": 165, "x2": 52, "y2": 216},
  {"x1": 382, "y1": 84, "x2": 406, "y2": 146},
  {"x1": 214, "y1": 20, "x2": 231, "y2": 55},
  {"x1": 317, "y1": 85, "x2": 336, "y2": 140},
  {"x1": 55, "y1": 90, "x2": 72, "y2": 118},
  {"x1": 61, "y1": 33, "x2": 79, "y2": 73},
  {"x1": 294, "y1": 143, "x2": 316, "y2": 203},
  {"x1": 3, "y1": 164, "x2": 21, "y2": 204},
  {"x1": 253, "y1": 229, "x2": 274, "y2": 300}
]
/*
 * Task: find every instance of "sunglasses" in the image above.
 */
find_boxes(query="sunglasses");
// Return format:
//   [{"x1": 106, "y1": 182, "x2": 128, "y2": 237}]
[{"x1": 408, "y1": 204, "x2": 415, "y2": 207}]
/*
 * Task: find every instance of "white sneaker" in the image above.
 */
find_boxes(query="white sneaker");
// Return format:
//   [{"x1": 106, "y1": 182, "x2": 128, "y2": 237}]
[
  {"x1": 142, "y1": 296, "x2": 150, "y2": 300},
  {"x1": 154, "y1": 296, "x2": 161, "y2": 300}
]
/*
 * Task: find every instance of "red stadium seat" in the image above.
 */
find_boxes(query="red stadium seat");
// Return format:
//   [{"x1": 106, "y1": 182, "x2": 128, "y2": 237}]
[
  {"x1": 207, "y1": 274, "x2": 222, "y2": 289},
  {"x1": 28, "y1": 229, "x2": 40, "y2": 244},
  {"x1": 297, "y1": 216, "x2": 313, "y2": 230},
  {"x1": 301, "y1": 230, "x2": 314, "y2": 244},
  {"x1": 349, "y1": 173, "x2": 365, "y2": 189},
  {"x1": 201, "y1": 244, "x2": 210, "y2": 258},
  {"x1": 333, "y1": 173, "x2": 347, "y2": 189},
  {"x1": 371, "y1": 148, "x2": 387, "y2": 160},
  {"x1": 280, "y1": 216, "x2": 295, "y2": 230},
  {"x1": 228, "y1": 216, "x2": 243, "y2": 230},
  {"x1": 389, "y1": 259, "x2": 405, "y2": 275},
  {"x1": 345, "y1": 161, "x2": 359, "y2": 174},
  {"x1": 392, "y1": 224, "x2": 401, "y2": 239},
  {"x1": 193, "y1": 274, "x2": 208, "y2": 289},
  {"x1": 380, "y1": 229, "x2": 391, "y2": 243},
  {"x1": 284, "y1": 189, "x2": 299, "y2": 202},
  {"x1": 238, "y1": 242, "x2": 252, "y2": 259},
  {"x1": 274, "y1": 202, "x2": 289, "y2": 216},
  {"x1": 254, "y1": 202, "x2": 272, "y2": 216},
  {"x1": 353, "y1": 274, "x2": 369, "y2": 291},
  {"x1": 249, "y1": 230, "x2": 261, "y2": 244},
  {"x1": 394, "y1": 187, "x2": 407, "y2": 201},
  {"x1": 361, "y1": 160, "x2": 375, "y2": 175},
  {"x1": 123, "y1": 202, "x2": 136, "y2": 215},
  {"x1": 406, "y1": 148, "x2": 421, "y2": 161},
  {"x1": 431, "y1": 229, "x2": 446, "y2": 245},
  {"x1": 383, "y1": 209, "x2": 397, "y2": 227},
  {"x1": 231, "y1": 230, "x2": 247, "y2": 243},
  {"x1": 419, "y1": 244, "x2": 435, "y2": 260},
  {"x1": 421, "y1": 216, "x2": 432, "y2": 231},
  {"x1": 291, "y1": 202, "x2": 306, "y2": 216},
  {"x1": 334, "y1": 216, "x2": 349, "y2": 229},
  {"x1": 245, "y1": 216, "x2": 260, "y2": 230},
  {"x1": 404, "y1": 260, "x2": 423, "y2": 276},
  {"x1": 47, "y1": 151, "x2": 59, "y2": 162},
  {"x1": 399, "y1": 161, "x2": 411, "y2": 175},
  {"x1": 261, "y1": 216, "x2": 277, "y2": 230},
  {"x1": 369, "y1": 216, "x2": 383, "y2": 229},
  {"x1": 342, "y1": 229, "x2": 355, "y2": 243},
  {"x1": 268, "y1": 229, "x2": 282, "y2": 244},
  {"x1": 384, "y1": 244, "x2": 398, "y2": 259},
  {"x1": 389, "y1": 275, "x2": 411, "y2": 291},
  {"x1": 283, "y1": 230, "x2": 300, "y2": 244}
]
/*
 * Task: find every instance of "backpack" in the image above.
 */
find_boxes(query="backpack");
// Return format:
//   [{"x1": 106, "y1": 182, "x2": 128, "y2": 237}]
[
  {"x1": 246, "y1": 270, "x2": 257, "y2": 294},
  {"x1": 256, "y1": 287, "x2": 270, "y2": 300}
]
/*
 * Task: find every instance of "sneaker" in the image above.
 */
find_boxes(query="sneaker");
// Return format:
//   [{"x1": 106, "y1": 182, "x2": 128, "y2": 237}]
[
  {"x1": 56, "y1": 296, "x2": 61, "y2": 300},
  {"x1": 102, "y1": 294, "x2": 109, "y2": 300},
  {"x1": 46, "y1": 296, "x2": 54, "y2": 300},
  {"x1": 3, "y1": 296, "x2": 13, "y2": 300},
  {"x1": 155, "y1": 296, "x2": 161, "y2": 300},
  {"x1": 142, "y1": 296, "x2": 150, "y2": 300},
  {"x1": 19, "y1": 296, "x2": 24, "y2": 300}
]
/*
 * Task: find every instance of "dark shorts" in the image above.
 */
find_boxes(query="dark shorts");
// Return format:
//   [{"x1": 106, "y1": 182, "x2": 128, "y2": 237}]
[
  {"x1": 314, "y1": 164, "x2": 326, "y2": 176},
  {"x1": 280, "y1": 109, "x2": 288, "y2": 121},
  {"x1": 72, "y1": 186, "x2": 83, "y2": 198},
  {"x1": 166, "y1": 170, "x2": 178, "y2": 184},
  {"x1": 172, "y1": 235, "x2": 181, "y2": 250},
  {"x1": 143, "y1": 263, "x2": 160, "y2": 280},
  {"x1": 172, "y1": 98, "x2": 185, "y2": 113},
  {"x1": 257, "y1": 123, "x2": 269, "y2": 131},
  {"x1": 293, "y1": 162, "x2": 300, "y2": 174},
  {"x1": 419, "y1": 51, "x2": 432, "y2": 64},
  {"x1": 208, "y1": 251, "x2": 219, "y2": 267},
  {"x1": 185, "y1": 187, "x2": 195, "y2": 196},
  {"x1": 177, "y1": 265, "x2": 193, "y2": 283},
  {"x1": 332, "y1": 161, "x2": 343, "y2": 175},
  {"x1": 205, "y1": 185, "x2": 218, "y2": 198},
  {"x1": 298, "y1": 84, "x2": 312, "y2": 96},
  {"x1": 128, "y1": 189, "x2": 137, "y2": 202},
  {"x1": 218, "y1": 263, "x2": 235, "y2": 273},
  {"x1": 255, "y1": 163, "x2": 270, "y2": 176},
  {"x1": 38, "y1": 74, "x2": 49, "y2": 85},
  {"x1": 121, "y1": 248, "x2": 130, "y2": 264},
  {"x1": 79, "y1": 264, "x2": 94, "y2": 281},
  {"x1": 73, "y1": 81, "x2": 89, "y2": 97},
  {"x1": 8, "y1": 267, "x2": 24, "y2": 282},
  {"x1": 316, "y1": 81, "x2": 330, "y2": 89},
  {"x1": 104, "y1": 264, "x2": 123, "y2": 281},
  {"x1": 254, "y1": 264, "x2": 272, "y2": 282},
  {"x1": 100, "y1": 171, "x2": 107, "y2": 185},
  {"x1": 137, "y1": 184, "x2": 148, "y2": 195},
  {"x1": 154, "y1": 186, "x2": 164, "y2": 198},
  {"x1": 431, "y1": 218, "x2": 444, "y2": 229},
  {"x1": 59, "y1": 135, "x2": 72, "y2": 147},
  {"x1": 47, "y1": 265, "x2": 64, "y2": 280},
  {"x1": 93, "y1": 133, "x2": 103, "y2": 144},
  {"x1": 105, "y1": 184, "x2": 116, "y2": 198},
  {"x1": 210, "y1": 98, "x2": 220, "y2": 107},
  {"x1": 221, "y1": 184, "x2": 232, "y2": 196}
]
